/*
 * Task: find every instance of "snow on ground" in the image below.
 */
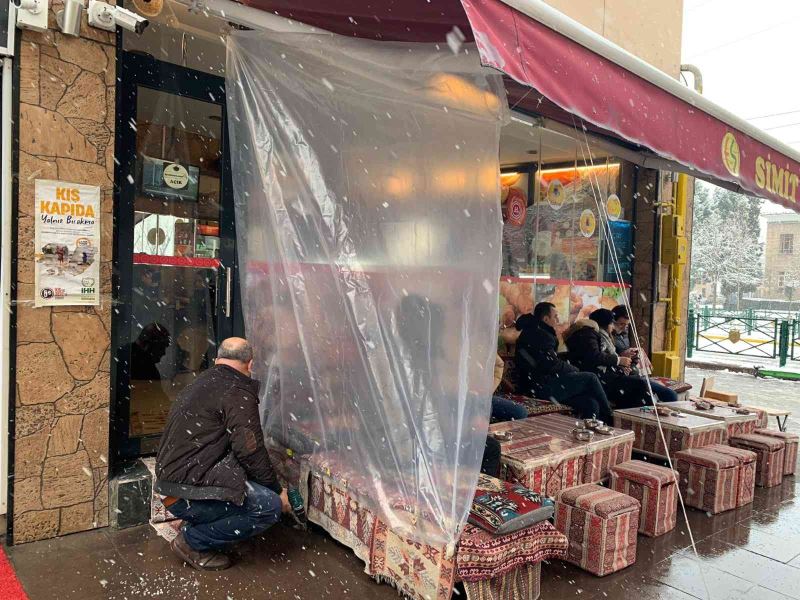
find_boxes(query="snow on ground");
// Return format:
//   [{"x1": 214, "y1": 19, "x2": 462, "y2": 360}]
[
  {"x1": 690, "y1": 349, "x2": 800, "y2": 374},
  {"x1": 686, "y1": 367, "x2": 800, "y2": 432}
]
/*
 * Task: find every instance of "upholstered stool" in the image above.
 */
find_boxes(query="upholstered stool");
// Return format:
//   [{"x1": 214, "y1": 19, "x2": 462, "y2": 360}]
[
  {"x1": 674, "y1": 447, "x2": 739, "y2": 514},
  {"x1": 729, "y1": 433, "x2": 786, "y2": 488},
  {"x1": 609, "y1": 460, "x2": 678, "y2": 538},
  {"x1": 554, "y1": 483, "x2": 640, "y2": 576},
  {"x1": 754, "y1": 429, "x2": 798, "y2": 475},
  {"x1": 702, "y1": 444, "x2": 757, "y2": 508}
]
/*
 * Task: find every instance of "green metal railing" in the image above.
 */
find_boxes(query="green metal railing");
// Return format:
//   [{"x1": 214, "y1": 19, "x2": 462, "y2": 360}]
[{"x1": 688, "y1": 308, "x2": 797, "y2": 367}]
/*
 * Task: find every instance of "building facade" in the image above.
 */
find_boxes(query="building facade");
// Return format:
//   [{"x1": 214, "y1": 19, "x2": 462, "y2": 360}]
[
  {"x1": 6, "y1": 0, "x2": 686, "y2": 544},
  {"x1": 762, "y1": 213, "x2": 800, "y2": 301}
]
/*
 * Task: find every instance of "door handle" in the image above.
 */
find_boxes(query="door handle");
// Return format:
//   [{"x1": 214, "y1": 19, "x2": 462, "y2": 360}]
[{"x1": 224, "y1": 266, "x2": 232, "y2": 318}]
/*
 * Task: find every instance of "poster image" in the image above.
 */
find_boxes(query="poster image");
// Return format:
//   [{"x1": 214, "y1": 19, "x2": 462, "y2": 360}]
[
  {"x1": 34, "y1": 180, "x2": 101, "y2": 307},
  {"x1": 499, "y1": 279, "x2": 628, "y2": 341}
]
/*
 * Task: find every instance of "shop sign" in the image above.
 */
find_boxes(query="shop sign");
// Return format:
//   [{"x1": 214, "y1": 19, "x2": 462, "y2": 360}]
[
  {"x1": 163, "y1": 163, "x2": 190, "y2": 189},
  {"x1": 723, "y1": 132, "x2": 800, "y2": 204},
  {"x1": 606, "y1": 194, "x2": 622, "y2": 221},
  {"x1": 579, "y1": 209, "x2": 596, "y2": 238},
  {"x1": 721, "y1": 132, "x2": 741, "y2": 178},
  {"x1": 34, "y1": 180, "x2": 101, "y2": 307}
]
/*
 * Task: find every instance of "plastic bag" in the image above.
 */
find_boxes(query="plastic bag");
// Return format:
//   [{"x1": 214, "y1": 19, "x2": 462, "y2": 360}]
[{"x1": 227, "y1": 30, "x2": 507, "y2": 546}]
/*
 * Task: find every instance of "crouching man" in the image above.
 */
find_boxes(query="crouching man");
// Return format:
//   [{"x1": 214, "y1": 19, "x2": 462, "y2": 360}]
[{"x1": 155, "y1": 337, "x2": 290, "y2": 571}]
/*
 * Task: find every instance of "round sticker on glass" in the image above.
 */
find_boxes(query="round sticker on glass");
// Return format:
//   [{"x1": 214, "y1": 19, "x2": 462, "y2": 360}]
[
  {"x1": 163, "y1": 163, "x2": 190, "y2": 190},
  {"x1": 606, "y1": 194, "x2": 622, "y2": 221},
  {"x1": 580, "y1": 209, "x2": 596, "y2": 238},
  {"x1": 505, "y1": 188, "x2": 527, "y2": 226},
  {"x1": 547, "y1": 179, "x2": 564, "y2": 209}
]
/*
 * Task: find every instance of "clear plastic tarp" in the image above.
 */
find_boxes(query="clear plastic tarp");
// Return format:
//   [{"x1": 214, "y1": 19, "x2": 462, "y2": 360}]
[{"x1": 226, "y1": 31, "x2": 507, "y2": 547}]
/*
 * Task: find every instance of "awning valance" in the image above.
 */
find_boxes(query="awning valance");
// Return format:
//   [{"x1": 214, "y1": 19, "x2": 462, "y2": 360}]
[{"x1": 197, "y1": 0, "x2": 800, "y2": 211}]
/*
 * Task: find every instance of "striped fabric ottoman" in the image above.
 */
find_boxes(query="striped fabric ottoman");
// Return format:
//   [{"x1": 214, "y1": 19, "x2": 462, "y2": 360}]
[
  {"x1": 609, "y1": 460, "x2": 678, "y2": 537},
  {"x1": 729, "y1": 434, "x2": 786, "y2": 488},
  {"x1": 702, "y1": 444, "x2": 757, "y2": 508},
  {"x1": 674, "y1": 447, "x2": 739, "y2": 514},
  {"x1": 554, "y1": 483, "x2": 640, "y2": 576},
  {"x1": 754, "y1": 429, "x2": 798, "y2": 475}
]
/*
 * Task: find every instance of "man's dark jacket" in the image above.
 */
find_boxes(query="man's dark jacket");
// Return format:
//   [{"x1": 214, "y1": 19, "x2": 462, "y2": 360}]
[
  {"x1": 514, "y1": 316, "x2": 577, "y2": 395},
  {"x1": 155, "y1": 365, "x2": 282, "y2": 505}
]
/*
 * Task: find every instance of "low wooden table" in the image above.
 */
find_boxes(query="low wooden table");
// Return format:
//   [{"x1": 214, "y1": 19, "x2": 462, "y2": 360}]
[
  {"x1": 490, "y1": 415, "x2": 633, "y2": 496},
  {"x1": 761, "y1": 407, "x2": 792, "y2": 432},
  {"x1": 614, "y1": 407, "x2": 726, "y2": 460},
  {"x1": 668, "y1": 401, "x2": 760, "y2": 438}
]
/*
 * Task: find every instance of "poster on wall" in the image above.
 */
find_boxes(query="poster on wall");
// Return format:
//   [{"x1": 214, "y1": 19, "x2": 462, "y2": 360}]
[
  {"x1": 34, "y1": 180, "x2": 101, "y2": 307},
  {"x1": 604, "y1": 220, "x2": 633, "y2": 283}
]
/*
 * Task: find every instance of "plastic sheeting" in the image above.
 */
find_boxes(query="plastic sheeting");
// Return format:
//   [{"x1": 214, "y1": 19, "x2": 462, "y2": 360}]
[{"x1": 226, "y1": 31, "x2": 507, "y2": 547}]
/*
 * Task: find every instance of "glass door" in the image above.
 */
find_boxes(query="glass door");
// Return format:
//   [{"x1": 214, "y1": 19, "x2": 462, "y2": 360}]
[{"x1": 112, "y1": 53, "x2": 237, "y2": 460}]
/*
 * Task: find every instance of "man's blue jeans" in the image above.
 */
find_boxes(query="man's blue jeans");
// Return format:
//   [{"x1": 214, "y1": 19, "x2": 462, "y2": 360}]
[
  {"x1": 168, "y1": 481, "x2": 282, "y2": 551},
  {"x1": 649, "y1": 380, "x2": 679, "y2": 403},
  {"x1": 491, "y1": 396, "x2": 529, "y2": 422}
]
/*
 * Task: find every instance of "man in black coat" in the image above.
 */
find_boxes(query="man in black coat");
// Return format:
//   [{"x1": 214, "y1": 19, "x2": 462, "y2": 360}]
[
  {"x1": 515, "y1": 302, "x2": 613, "y2": 423},
  {"x1": 156, "y1": 337, "x2": 290, "y2": 571}
]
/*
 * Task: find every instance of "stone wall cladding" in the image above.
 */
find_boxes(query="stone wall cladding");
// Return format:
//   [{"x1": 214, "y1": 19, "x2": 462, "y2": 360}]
[{"x1": 13, "y1": 9, "x2": 114, "y2": 543}]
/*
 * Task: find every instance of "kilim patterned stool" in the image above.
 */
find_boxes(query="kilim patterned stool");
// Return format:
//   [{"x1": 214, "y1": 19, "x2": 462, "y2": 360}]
[
  {"x1": 702, "y1": 444, "x2": 757, "y2": 508},
  {"x1": 609, "y1": 460, "x2": 678, "y2": 538},
  {"x1": 754, "y1": 429, "x2": 798, "y2": 476},
  {"x1": 674, "y1": 447, "x2": 739, "y2": 514},
  {"x1": 554, "y1": 483, "x2": 640, "y2": 576},
  {"x1": 729, "y1": 434, "x2": 786, "y2": 488}
]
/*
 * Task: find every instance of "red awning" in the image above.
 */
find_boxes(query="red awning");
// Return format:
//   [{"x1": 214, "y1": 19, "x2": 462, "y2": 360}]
[
  {"x1": 239, "y1": 0, "x2": 472, "y2": 42},
  {"x1": 460, "y1": 0, "x2": 800, "y2": 211},
  {"x1": 226, "y1": 0, "x2": 800, "y2": 211}
]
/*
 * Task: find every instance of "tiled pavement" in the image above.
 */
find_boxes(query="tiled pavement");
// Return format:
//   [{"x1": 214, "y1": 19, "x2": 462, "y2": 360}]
[
  {"x1": 4, "y1": 474, "x2": 798, "y2": 599},
  {"x1": 540, "y1": 475, "x2": 800, "y2": 600}
]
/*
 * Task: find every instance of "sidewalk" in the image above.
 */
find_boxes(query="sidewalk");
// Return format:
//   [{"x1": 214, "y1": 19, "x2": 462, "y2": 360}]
[
  {"x1": 3, "y1": 368, "x2": 799, "y2": 599},
  {"x1": 3, "y1": 473, "x2": 799, "y2": 599}
]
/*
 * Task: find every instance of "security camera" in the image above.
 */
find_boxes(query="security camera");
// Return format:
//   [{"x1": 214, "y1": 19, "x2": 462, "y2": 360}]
[
  {"x1": 13, "y1": 0, "x2": 42, "y2": 12},
  {"x1": 88, "y1": 0, "x2": 148, "y2": 34},
  {"x1": 14, "y1": 0, "x2": 49, "y2": 32},
  {"x1": 114, "y1": 5, "x2": 148, "y2": 33}
]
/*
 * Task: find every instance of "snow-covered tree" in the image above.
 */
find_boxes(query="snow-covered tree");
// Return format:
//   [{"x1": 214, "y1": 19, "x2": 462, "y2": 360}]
[
  {"x1": 691, "y1": 211, "x2": 763, "y2": 309},
  {"x1": 780, "y1": 255, "x2": 800, "y2": 302}
]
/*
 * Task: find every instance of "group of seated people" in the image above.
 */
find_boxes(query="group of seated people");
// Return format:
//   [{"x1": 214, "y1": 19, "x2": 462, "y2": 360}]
[{"x1": 494, "y1": 301, "x2": 677, "y2": 427}]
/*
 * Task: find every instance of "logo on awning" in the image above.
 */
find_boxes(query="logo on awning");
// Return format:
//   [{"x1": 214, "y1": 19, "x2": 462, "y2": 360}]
[{"x1": 722, "y1": 132, "x2": 741, "y2": 178}]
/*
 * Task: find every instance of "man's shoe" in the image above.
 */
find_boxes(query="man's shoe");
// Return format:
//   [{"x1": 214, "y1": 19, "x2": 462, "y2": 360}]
[{"x1": 170, "y1": 532, "x2": 231, "y2": 571}]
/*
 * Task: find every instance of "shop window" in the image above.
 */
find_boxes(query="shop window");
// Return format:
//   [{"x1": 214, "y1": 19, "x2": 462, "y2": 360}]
[
  {"x1": 498, "y1": 121, "x2": 634, "y2": 332},
  {"x1": 780, "y1": 233, "x2": 794, "y2": 255}
]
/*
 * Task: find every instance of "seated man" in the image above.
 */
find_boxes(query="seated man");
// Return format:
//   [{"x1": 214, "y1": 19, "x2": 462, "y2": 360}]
[
  {"x1": 490, "y1": 353, "x2": 529, "y2": 422},
  {"x1": 155, "y1": 337, "x2": 291, "y2": 571},
  {"x1": 611, "y1": 305, "x2": 678, "y2": 403},
  {"x1": 514, "y1": 302, "x2": 613, "y2": 424}
]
